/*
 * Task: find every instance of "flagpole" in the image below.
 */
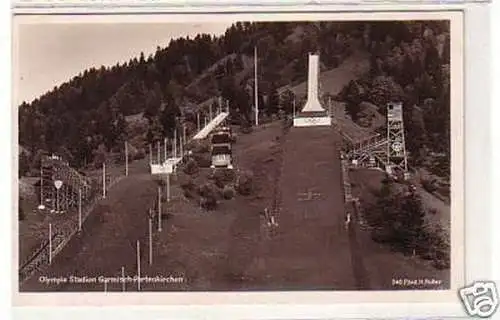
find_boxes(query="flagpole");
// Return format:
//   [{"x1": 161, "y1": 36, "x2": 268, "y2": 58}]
[
  {"x1": 164, "y1": 138, "x2": 168, "y2": 161},
  {"x1": 149, "y1": 144, "x2": 153, "y2": 166},
  {"x1": 166, "y1": 174, "x2": 170, "y2": 202},
  {"x1": 121, "y1": 266, "x2": 126, "y2": 291},
  {"x1": 157, "y1": 141, "x2": 161, "y2": 164},
  {"x1": 183, "y1": 124, "x2": 186, "y2": 145},
  {"x1": 49, "y1": 223, "x2": 52, "y2": 265},
  {"x1": 125, "y1": 141, "x2": 129, "y2": 176},
  {"x1": 149, "y1": 217, "x2": 153, "y2": 265},
  {"x1": 158, "y1": 186, "x2": 162, "y2": 232},
  {"x1": 78, "y1": 188, "x2": 82, "y2": 231},
  {"x1": 136, "y1": 240, "x2": 141, "y2": 291},
  {"x1": 173, "y1": 130, "x2": 177, "y2": 159},
  {"x1": 40, "y1": 165, "x2": 43, "y2": 207},
  {"x1": 254, "y1": 46, "x2": 259, "y2": 127},
  {"x1": 102, "y1": 162, "x2": 106, "y2": 199}
]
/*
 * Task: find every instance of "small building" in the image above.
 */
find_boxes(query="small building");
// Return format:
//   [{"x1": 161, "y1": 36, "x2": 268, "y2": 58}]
[{"x1": 210, "y1": 145, "x2": 232, "y2": 169}]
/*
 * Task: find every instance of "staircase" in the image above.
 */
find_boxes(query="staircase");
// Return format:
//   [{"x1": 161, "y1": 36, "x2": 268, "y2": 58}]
[{"x1": 347, "y1": 135, "x2": 388, "y2": 160}]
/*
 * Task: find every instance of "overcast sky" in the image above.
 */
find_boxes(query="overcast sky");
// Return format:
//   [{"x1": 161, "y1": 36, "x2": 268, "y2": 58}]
[{"x1": 15, "y1": 22, "x2": 231, "y2": 106}]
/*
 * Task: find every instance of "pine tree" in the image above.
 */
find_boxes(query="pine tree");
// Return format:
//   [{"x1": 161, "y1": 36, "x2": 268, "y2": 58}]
[
  {"x1": 266, "y1": 85, "x2": 280, "y2": 116},
  {"x1": 280, "y1": 89, "x2": 295, "y2": 115},
  {"x1": 146, "y1": 116, "x2": 164, "y2": 144},
  {"x1": 398, "y1": 191, "x2": 426, "y2": 254},
  {"x1": 159, "y1": 102, "x2": 180, "y2": 138},
  {"x1": 18, "y1": 151, "x2": 30, "y2": 177}
]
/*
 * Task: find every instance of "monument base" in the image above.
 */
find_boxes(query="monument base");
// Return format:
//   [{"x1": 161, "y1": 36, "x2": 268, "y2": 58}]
[{"x1": 293, "y1": 111, "x2": 332, "y2": 127}]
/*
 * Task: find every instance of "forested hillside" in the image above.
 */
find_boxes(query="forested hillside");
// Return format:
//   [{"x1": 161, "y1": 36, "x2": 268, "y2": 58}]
[
  {"x1": 338, "y1": 21, "x2": 450, "y2": 177},
  {"x1": 18, "y1": 21, "x2": 450, "y2": 178}
]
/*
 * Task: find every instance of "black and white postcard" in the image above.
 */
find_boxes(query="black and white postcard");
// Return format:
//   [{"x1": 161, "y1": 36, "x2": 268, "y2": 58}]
[{"x1": 12, "y1": 11, "x2": 464, "y2": 306}]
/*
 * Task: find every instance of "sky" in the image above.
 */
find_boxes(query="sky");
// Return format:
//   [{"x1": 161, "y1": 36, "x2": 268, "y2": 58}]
[{"x1": 15, "y1": 22, "x2": 231, "y2": 106}]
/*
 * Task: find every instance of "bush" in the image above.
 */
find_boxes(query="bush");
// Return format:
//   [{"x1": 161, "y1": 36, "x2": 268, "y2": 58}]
[
  {"x1": 282, "y1": 117, "x2": 293, "y2": 130},
  {"x1": 212, "y1": 169, "x2": 236, "y2": 188},
  {"x1": 19, "y1": 152, "x2": 30, "y2": 177},
  {"x1": 198, "y1": 183, "x2": 219, "y2": 210},
  {"x1": 222, "y1": 185, "x2": 236, "y2": 200},
  {"x1": 200, "y1": 196, "x2": 218, "y2": 210},
  {"x1": 236, "y1": 171, "x2": 254, "y2": 196},
  {"x1": 133, "y1": 148, "x2": 146, "y2": 160},
  {"x1": 193, "y1": 153, "x2": 211, "y2": 168},
  {"x1": 180, "y1": 178, "x2": 197, "y2": 199},
  {"x1": 240, "y1": 125, "x2": 253, "y2": 134},
  {"x1": 421, "y1": 179, "x2": 438, "y2": 193},
  {"x1": 198, "y1": 182, "x2": 219, "y2": 198},
  {"x1": 190, "y1": 140, "x2": 210, "y2": 154},
  {"x1": 183, "y1": 158, "x2": 199, "y2": 175},
  {"x1": 418, "y1": 224, "x2": 450, "y2": 269}
]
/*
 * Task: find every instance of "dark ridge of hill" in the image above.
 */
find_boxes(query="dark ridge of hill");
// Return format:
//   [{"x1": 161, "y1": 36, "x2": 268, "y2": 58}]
[{"x1": 18, "y1": 21, "x2": 450, "y2": 177}]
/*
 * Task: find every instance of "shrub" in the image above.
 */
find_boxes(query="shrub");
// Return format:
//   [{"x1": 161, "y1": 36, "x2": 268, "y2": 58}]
[
  {"x1": 200, "y1": 196, "x2": 218, "y2": 210},
  {"x1": 190, "y1": 140, "x2": 210, "y2": 154},
  {"x1": 240, "y1": 125, "x2": 253, "y2": 134},
  {"x1": 212, "y1": 169, "x2": 236, "y2": 188},
  {"x1": 418, "y1": 224, "x2": 450, "y2": 269},
  {"x1": 193, "y1": 153, "x2": 211, "y2": 168},
  {"x1": 183, "y1": 158, "x2": 199, "y2": 175},
  {"x1": 421, "y1": 179, "x2": 438, "y2": 193},
  {"x1": 153, "y1": 175, "x2": 167, "y2": 186},
  {"x1": 222, "y1": 185, "x2": 236, "y2": 200},
  {"x1": 198, "y1": 183, "x2": 219, "y2": 198},
  {"x1": 282, "y1": 117, "x2": 293, "y2": 130},
  {"x1": 180, "y1": 178, "x2": 197, "y2": 199},
  {"x1": 18, "y1": 152, "x2": 30, "y2": 177},
  {"x1": 198, "y1": 183, "x2": 219, "y2": 210},
  {"x1": 236, "y1": 171, "x2": 254, "y2": 196},
  {"x1": 133, "y1": 148, "x2": 146, "y2": 160}
]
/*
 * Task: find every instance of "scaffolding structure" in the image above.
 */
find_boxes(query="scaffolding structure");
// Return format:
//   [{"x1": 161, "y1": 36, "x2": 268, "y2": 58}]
[
  {"x1": 386, "y1": 102, "x2": 409, "y2": 177},
  {"x1": 40, "y1": 155, "x2": 93, "y2": 212},
  {"x1": 346, "y1": 102, "x2": 409, "y2": 180}
]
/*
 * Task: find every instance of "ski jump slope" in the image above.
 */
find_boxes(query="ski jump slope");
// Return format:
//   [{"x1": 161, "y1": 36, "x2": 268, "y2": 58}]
[{"x1": 192, "y1": 112, "x2": 229, "y2": 140}]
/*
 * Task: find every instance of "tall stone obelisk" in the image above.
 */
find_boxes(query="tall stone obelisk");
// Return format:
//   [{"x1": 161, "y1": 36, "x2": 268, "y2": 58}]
[{"x1": 293, "y1": 53, "x2": 332, "y2": 127}]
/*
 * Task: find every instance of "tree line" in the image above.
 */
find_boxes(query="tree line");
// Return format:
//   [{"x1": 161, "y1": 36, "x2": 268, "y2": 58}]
[{"x1": 19, "y1": 21, "x2": 450, "y2": 178}]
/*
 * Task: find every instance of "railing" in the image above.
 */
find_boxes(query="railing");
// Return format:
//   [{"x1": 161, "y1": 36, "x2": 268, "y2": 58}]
[
  {"x1": 352, "y1": 134, "x2": 386, "y2": 152},
  {"x1": 340, "y1": 159, "x2": 353, "y2": 203},
  {"x1": 352, "y1": 197, "x2": 368, "y2": 230}
]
